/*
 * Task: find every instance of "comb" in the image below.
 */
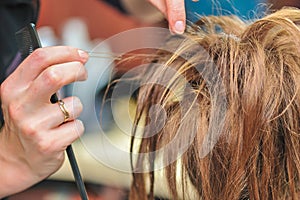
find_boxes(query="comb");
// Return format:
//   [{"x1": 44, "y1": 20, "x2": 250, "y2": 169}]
[{"x1": 15, "y1": 23, "x2": 88, "y2": 200}]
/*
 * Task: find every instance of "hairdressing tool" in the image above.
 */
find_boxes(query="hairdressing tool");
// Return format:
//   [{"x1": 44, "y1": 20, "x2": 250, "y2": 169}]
[{"x1": 15, "y1": 23, "x2": 89, "y2": 200}]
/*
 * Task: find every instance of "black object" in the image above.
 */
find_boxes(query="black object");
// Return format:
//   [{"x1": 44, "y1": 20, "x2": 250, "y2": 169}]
[{"x1": 15, "y1": 23, "x2": 89, "y2": 200}]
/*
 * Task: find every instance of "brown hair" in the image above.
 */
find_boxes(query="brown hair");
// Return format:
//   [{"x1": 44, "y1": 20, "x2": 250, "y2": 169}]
[{"x1": 129, "y1": 8, "x2": 300, "y2": 199}]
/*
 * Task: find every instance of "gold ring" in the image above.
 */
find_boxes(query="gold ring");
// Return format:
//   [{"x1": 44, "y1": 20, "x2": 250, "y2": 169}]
[{"x1": 57, "y1": 100, "x2": 70, "y2": 123}]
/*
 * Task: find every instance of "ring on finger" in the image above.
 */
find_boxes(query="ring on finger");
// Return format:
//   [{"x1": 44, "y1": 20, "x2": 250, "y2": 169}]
[{"x1": 57, "y1": 99, "x2": 70, "y2": 123}]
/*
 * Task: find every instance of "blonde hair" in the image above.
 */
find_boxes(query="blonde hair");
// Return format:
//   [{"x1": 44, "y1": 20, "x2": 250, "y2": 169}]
[{"x1": 129, "y1": 8, "x2": 300, "y2": 199}]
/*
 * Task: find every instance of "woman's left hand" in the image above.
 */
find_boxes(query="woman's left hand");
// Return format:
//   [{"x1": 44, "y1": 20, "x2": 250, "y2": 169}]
[{"x1": 148, "y1": 0, "x2": 186, "y2": 34}]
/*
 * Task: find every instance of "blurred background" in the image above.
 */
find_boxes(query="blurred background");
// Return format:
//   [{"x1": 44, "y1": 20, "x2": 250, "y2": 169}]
[{"x1": 7, "y1": 0, "x2": 300, "y2": 199}]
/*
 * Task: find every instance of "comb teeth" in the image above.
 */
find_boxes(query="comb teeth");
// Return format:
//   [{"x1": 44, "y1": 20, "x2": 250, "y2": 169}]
[{"x1": 15, "y1": 23, "x2": 42, "y2": 60}]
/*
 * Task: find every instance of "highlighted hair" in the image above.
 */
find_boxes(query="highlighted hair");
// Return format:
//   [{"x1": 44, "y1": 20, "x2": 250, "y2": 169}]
[{"x1": 130, "y1": 8, "x2": 300, "y2": 199}]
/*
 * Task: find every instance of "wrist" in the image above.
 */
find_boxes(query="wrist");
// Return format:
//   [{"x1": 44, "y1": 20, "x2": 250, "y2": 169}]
[{"x1": 0, "y1": 128, "x2": 39, "y2": 198}]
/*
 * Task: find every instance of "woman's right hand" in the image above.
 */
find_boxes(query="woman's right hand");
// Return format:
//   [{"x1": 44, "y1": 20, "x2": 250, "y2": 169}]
[{"x1": 0, "y1": 46, "x2": 88, "y2": 198}]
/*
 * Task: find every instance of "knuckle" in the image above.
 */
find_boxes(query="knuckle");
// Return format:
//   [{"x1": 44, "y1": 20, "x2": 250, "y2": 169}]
[
  {"x1": 20, "y1": 122, "x2": 38, "y2": 137},
  {"x1": 37, "y1": 140, "x2": 53, "y2": 154},
  {"x1": 7, "y1": 103, "x2": 22, "y2": 121},
  {"x1": 43, "y1": 68, "x2": 62, "y2": 86},
  {"x1": 31, "y1": 48, "x2": 48, "y2": 63}
]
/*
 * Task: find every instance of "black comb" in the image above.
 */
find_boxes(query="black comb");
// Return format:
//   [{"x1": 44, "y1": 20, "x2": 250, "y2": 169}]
[{"x1": 15, "y1": 23, "x2": 88, "y2": 200}]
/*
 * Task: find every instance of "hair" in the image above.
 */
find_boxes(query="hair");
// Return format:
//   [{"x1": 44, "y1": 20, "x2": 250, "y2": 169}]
[{"x1": 128, "y1": 7, "x2": 300, "y2": 200}]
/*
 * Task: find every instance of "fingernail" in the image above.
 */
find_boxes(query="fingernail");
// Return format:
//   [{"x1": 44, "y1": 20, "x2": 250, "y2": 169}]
[
  {"x1": 78, "y1": 49, "x2": 89, "y2": 61},
  {"x1": 174, "y1": 21, "x2": 185, "y2": 34}
]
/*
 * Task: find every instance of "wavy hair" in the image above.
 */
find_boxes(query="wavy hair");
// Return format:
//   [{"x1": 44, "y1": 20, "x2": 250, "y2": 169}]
[{"x1": 129, "y1": 8, "x2": 300, "y2": 199}]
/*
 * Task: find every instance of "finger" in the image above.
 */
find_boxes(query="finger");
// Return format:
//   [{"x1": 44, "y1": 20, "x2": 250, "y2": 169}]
[
  {"x1": 12, "y1": 46, "x2": 88, "y2": 84},
  {"x1": 38, "y1": 119, "x2": 84, "y2": 153},
  {"x1": 29, "y1": 61, "x2": 87, "y2": 101},
  {"x1": 50, "y1": 96, "x2": 83, "y2": 127},
  {"x1": 22, "y1": 96, "x2": 83, "y2": 129},
  {"x1": 54, "y1": 97, "x2": 83, "y2": 126},
  {"x1": 52, "y1": 119, "x2": 85, "y2": 150},
  {"x1": 148, "y1": 0, "x2": 167, "y2": 16},
  {"x1": 166, "y1": 0, "x2": 186, "y2": 34}
]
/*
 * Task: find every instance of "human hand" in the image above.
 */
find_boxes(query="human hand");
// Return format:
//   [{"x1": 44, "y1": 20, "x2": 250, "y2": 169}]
[
  {"x1": 148, "y1": 0, "x2": 186, "y2": 34},
  {"x1": 0, "y1": 46, "x2": 88, "y2": 197}
]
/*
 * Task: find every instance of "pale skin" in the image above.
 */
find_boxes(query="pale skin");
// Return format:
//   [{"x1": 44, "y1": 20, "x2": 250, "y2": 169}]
[
  {"x1": 148, "y1": 0, "x2": 186, "y2": 34},
  {"x1": 0, "y1": 46, "x2": 88, "y2": 198}
]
